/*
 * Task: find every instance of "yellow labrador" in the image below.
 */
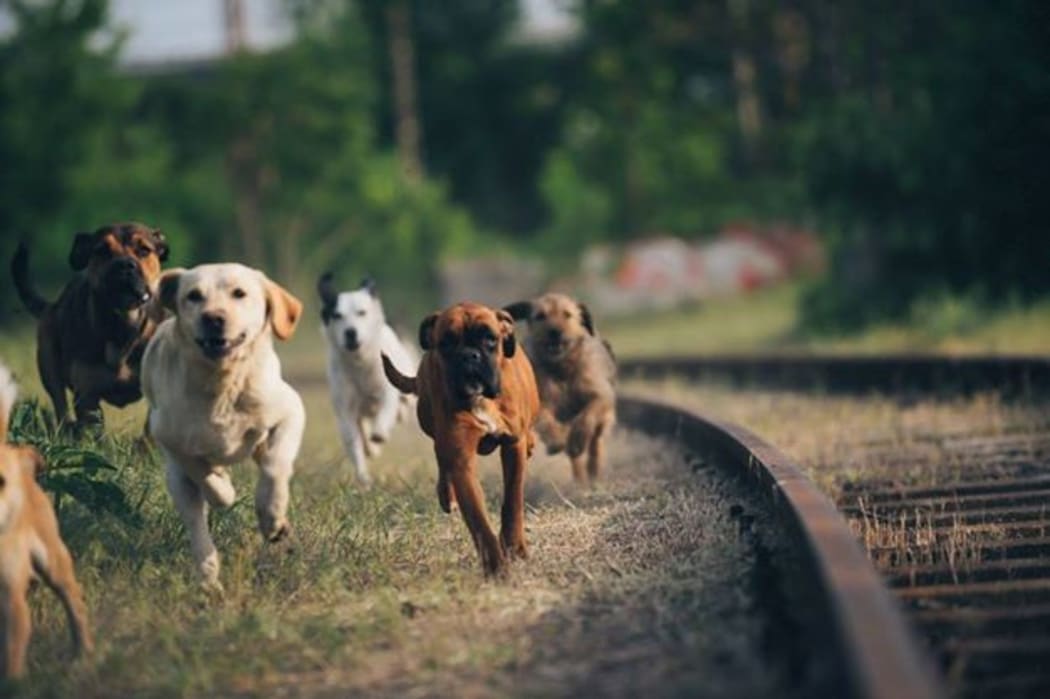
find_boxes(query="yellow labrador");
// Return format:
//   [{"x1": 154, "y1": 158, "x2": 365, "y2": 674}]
[{"x1": 142, "y1": 264, "x2": 304, "y2": 590}]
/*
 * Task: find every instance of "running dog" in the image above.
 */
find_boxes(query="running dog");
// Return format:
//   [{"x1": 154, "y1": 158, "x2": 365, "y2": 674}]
[
  {"x1": 382, "y1": 302, "x2": 539, "y2": 576},
  {"x1": 317, "y1": 273, "x2": 417, "y2": 486},
  {"x1": 0, "y1": 363, "x2": 93, "y2": 678},
  {"x1": 504, "y1": 293, "x2": 616, "y2": 484},
  {"x1": 10, "y1": 223, "x2": 169, "y2": 429},
  {"x1": 142, "y1": 264, "x2": 304, "y2": 590}
]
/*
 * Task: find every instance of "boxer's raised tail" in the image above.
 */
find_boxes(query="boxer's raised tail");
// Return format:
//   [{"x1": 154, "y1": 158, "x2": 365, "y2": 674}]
[{"x1": 382, "y1": 353, "x2": 417, "y2": 395}]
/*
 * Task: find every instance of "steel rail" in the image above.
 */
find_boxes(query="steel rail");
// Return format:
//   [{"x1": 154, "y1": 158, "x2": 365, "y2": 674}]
[
  {"x1": 618, "y1": 394, "x2": 945, "y2": 699},
  {"x1": 618, "y1": 354, "x2": 1050, "y2": 395}
]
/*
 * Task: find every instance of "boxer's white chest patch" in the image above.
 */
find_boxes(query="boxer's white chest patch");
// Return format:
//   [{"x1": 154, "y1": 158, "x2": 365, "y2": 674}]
[{"x1": 470, "y1": 401, "x2": 501, "y2": 436}]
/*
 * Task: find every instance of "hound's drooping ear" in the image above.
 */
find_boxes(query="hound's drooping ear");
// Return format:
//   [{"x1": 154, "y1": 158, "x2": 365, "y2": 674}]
[
  {"x1": 496, "y1": 309, "x2": 517, "y2": 358},
  {"x1": 151, "y1": 228, "x2": 169, "y2": 263},
  {"x1": 503, "y1": 301, "x2": 533, "y2": 322},
  {"x1": 360, "y1": 277, "x2": 377, "y2": 297},
  {"x1": 418, "y1": 313, "x2": 439, "y2": 351},
  {"x1": 578, "y1": 302, "x2": 596, "y2": 336},
  {"x1": 317, "y1": 271, "x2": 338, "y2": 324},
  {"x1": 69, "y1": 232, "x2": 96, "y2": 271},
  {"x1": 263, "y1": 276, "x2": 303, "y2": 341},
  {"x1": 154, "y1": 269, "x2": 184, "y2": 316}
]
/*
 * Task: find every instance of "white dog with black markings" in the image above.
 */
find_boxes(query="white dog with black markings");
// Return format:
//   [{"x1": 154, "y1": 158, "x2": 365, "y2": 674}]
[
  {"x1": 317, "y1": 273, "x2": 417, "y2": 486},
  {"x1": 142, "y1": 263, "x2": 305, "y2": 591}
]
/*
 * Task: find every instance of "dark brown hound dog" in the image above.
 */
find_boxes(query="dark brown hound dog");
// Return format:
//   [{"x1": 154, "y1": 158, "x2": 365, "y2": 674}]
[{"x1": 10, "y1": 223, "x2": 169, "y2": 429}]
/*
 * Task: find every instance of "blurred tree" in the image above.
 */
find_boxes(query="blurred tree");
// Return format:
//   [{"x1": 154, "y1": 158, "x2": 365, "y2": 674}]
[
  {"x1": 360, "y1": 0, "x2": 572, "y2": 234},
  {"x1": 798, "y1": 0, "x2": 1050, "y2": 328},
  {"x1": 0, "y1": 0, "x2": 197, "y2": 322}
]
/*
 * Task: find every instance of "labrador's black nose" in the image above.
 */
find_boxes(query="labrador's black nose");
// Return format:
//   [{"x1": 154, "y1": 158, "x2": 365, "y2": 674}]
[{"x1": 201, "y1": 312, "x2": 225, "y2": 334}]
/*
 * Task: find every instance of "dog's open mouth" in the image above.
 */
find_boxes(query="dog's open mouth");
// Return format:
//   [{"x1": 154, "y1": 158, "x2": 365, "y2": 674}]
[
  {"x1": 196, "y1": 332, "x2": 248, "y2": 360},
  {"x1": 344, "y1": 339, "x2": 361, "y2": 351},
  {"x1": 543, "y1": 339, "x2": 568, "y2": 356}
]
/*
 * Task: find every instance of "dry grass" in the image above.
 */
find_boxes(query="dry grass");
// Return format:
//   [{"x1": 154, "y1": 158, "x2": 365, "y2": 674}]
[{"x1": 623, "y1": 378, "x2": 1050, "y2": 570}]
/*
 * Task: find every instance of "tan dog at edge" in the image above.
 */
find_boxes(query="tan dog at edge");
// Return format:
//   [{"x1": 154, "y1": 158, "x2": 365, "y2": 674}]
[
  {"x1": 382, "y1": 302, "x2": 539, "y2": 576},
  {"x1": 0, "y1": 363, "x2": 92, "y2": 678},
  {"x1": 504, "y1": 293, "x2": 616, "y2": 485},
  {"x1": 142, "y1": 264, "x2": 305, "y2": 591}
]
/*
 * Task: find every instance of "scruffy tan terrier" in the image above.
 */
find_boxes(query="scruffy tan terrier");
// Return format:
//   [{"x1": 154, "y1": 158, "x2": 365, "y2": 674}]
[{"x1": 0, "y1": 363, "x2": 92, "y2": 678}]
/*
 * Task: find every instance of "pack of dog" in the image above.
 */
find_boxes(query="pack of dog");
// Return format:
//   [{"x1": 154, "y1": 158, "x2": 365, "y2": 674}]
[{"x1": 5, "y1": 227, "x2": 618, "y2": 676}]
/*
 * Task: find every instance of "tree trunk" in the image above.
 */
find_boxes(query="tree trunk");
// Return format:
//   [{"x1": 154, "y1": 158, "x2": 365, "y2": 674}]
[
  {"x1": 728, "y1": 0, "x2": 763, "y2": 167},
  {"x1": 387, "y1": 1, "x2": 423, "y2": 183}
]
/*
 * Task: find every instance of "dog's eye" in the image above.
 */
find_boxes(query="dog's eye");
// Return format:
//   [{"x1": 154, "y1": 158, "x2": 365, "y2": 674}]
[
  {"x1": 534, "y1": 312, "x2": 546, "y2": 322},
  {"x1": 563, "y1": 310, "x2": 571, "y2": 319},
  {"x1": 330, "y1": 311, "x2": 343, "y2": 320},
  {"x1": 135, "y1": 243, "x2": 152, "y2": 258},
  {"x1": 186, "y1": 289, "x2": 205, "y2": 303},
  {"x1": 484, "y1": 338, "x2": 498, "y2": 352},
  {"x1": 355, "y1": 309, "x2": 366, "y2": 318},
  {"x1": 232, "y1": 288, "x2": 247, "y2": 300}
]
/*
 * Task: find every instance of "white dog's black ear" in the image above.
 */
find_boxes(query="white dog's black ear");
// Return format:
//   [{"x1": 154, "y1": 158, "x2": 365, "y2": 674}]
[
  {"x1": 497, "y1": 309, "x2": 517, "y2": 358},
  {"x1": 418, "y1": 313, "x2": 439, "y2": 350},
  {"x1": 317, "y1": 272, "x2": 338, "y2": 323},
  {"x1": 503, "y1": 301, "x2": 533, "y2": 322},
  {"x1": 360, "y1": 277, "x2": 377, "y2": 297},
  {"x1": 578, "y1": 302, "x2": 596, "y2": 336},
  {"x1": 68, "y1": 232, "x2": 96, "y2": 271}
]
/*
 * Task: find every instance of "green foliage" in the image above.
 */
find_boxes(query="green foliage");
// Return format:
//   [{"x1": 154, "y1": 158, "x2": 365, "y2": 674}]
[
  {"x1": 799, "y1": 1, "x2": 1050, "y2": 329},
  {"x1": 7, "y1": 398, "x2": 141, "y2": 527}
]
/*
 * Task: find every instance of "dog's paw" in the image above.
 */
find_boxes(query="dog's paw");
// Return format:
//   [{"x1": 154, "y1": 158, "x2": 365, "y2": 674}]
[
  {"x1": 257, "y1": 511, "x2": 291, "y2": 543},
  {"x1": 501, "y1": 535, "x2": 528, "y2": 561},
  {"x1": 354, "y1": 470, "x2": 374, "y2": 489}
]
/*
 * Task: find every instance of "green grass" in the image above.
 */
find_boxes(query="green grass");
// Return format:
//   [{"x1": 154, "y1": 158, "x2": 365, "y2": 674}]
[{"x1": 602, "y1": 283, "x2": 1050, "y2": 357}]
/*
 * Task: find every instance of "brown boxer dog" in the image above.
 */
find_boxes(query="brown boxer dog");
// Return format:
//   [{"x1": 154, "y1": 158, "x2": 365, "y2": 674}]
[
  {"x1": 504, "y1": 293, "x2": 616, "y2": 484},
  {"x1": 11, "y1": 223, "x2": 169, "y2": 429},
  {"x1": 382, "y1": 302, "x2": 539, "y2": 576}
]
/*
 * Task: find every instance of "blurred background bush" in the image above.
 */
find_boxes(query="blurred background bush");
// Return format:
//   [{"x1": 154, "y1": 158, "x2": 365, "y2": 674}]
[{"x1": 0, "y1": 0, "x2": 1046, "y2": 333}]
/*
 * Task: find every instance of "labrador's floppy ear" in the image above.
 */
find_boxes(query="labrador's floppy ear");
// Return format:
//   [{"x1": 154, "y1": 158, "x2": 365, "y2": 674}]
[
  {"x1": 317, "y1": 271, "x2": 338, "y2": 324},
  {"x1": 69, "y1": 232, "x2": 96, "y2": 271},
  {"x1": 496, "y1": 309, "x2": 517, "y2": 358},
  {"x1": 503, "y1": 301, "x2": 533, "y2": 322},
  {"x1": 578, "y1": 302, "x2": 596, "y2": 336},
  {"x1": 263, "y1": 275, "x2": 303, "y2": 341},
  {"x1": 151, "y1": 228, "x2": 169, "y2": 263},
  {"x1": 418, "y1": 313, "x2": 439, "y2": 350}
]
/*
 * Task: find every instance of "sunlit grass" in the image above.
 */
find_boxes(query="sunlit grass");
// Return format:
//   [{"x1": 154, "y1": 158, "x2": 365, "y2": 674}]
[{"x1": 602, "y1": 283, "x2": 1050, "y2": 357}]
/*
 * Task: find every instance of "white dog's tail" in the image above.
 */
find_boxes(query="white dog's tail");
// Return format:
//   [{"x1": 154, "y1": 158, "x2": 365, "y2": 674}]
[
  {"x1": 0, "y1": 362, "x2": 17, "y2": 443},
  {"x1": 382, "y1": 353, "x2": 418, "y2": 395}
]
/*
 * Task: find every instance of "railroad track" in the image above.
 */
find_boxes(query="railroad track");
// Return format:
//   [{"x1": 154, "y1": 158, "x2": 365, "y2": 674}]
[
  {"x1": 620, "y1": 354, "x2": 1050, "y2": 699},
  {"x1": 617, "y1": 394, "x2": 942, "y2": 699}
]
